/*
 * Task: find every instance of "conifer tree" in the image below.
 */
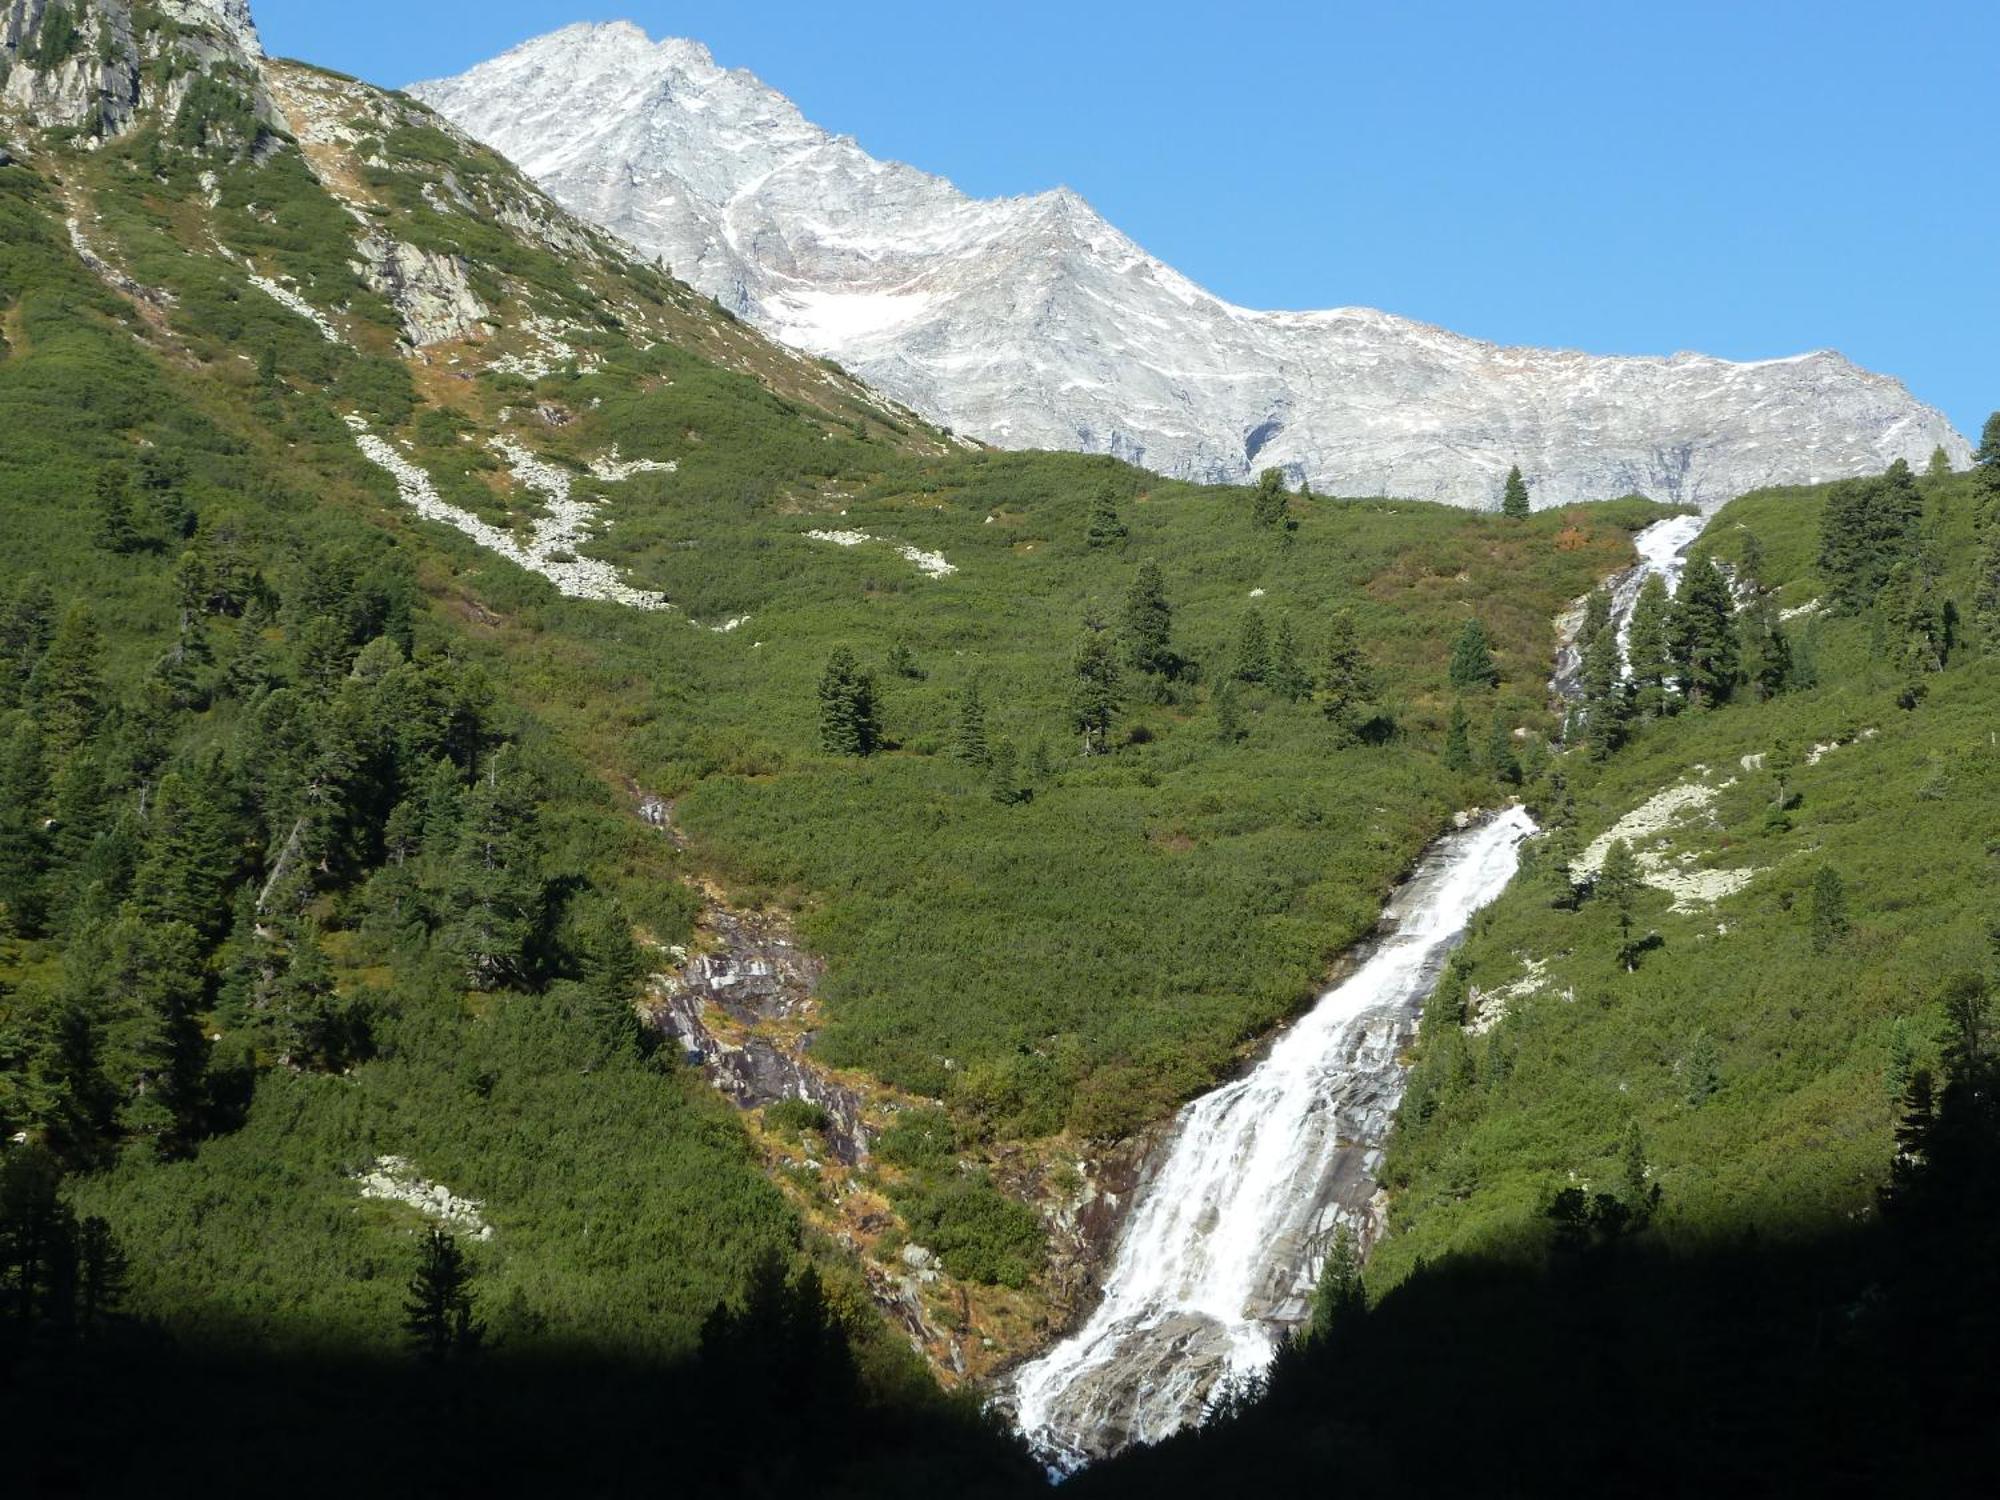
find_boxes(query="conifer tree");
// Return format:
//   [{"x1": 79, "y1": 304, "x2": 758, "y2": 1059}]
[
  {"x1": 1810, "y1": 865, "x2": 1849, "y2": 953},
  {"x1": 105, "y1": 916, "x2": 208, "y2": 1155},
  {"x1": 1818, "y1": 462, "x2": 1924, "y2": 613},
  {"x1": 1487, "y1": 712, "x2": 1522, "y2": 784},
  {"x1": 1267, "y1": 615, "x2": 1311, "y2": 702},
  {"x1": 1068, "y1": 613, "x2": 1121, "y2": 756},
  {"x1": 816, "y1": 647, "x2": 881, "y2": 758},
  {"x1": 1579, "y1": 587, "x2": 1613, "y2": 653},
  {"x1": 447, "y1": 753, "x2": 548, "y2": 990},
  {"x1": 92, "y1": 464, "x2": 140, "y2": 555},
  {"x1": 1085, "y1": 484, "x2": 1127, "y2": 548},
  {"x1": 1442, "y1": 701, "x2": 1472, "y2": 771},
  {"x1": 885, "y1": 641, "x2": 925, "y2": 681},
  {"x1": 1318, "y1": 609, "x2": 1375, "y2": 739},
  {"x1": 1625, "y1": 574, "x2": 1673, "y2": 718},
  {"x1": 1122, "y1": 560, "x2": 1175, "y2": 679},
  {"x1": 1927, "y1": 446, "x2": 1953, "y2": 478},
  {"x1": 1598, "y1": 838, "x2": 1641, "y2": 965},
  {"x1": 0, "y1": 576, "x2": 55, "y2": 708},
  {"x1": 403, "y1": 1228, "x2": 484, "y2": 1364},
  {"x1": 1213, "y1": 679, "x2": 1245, "y2": 744},
  {"x1": 75, "y1": 1214, "x2": 127, "y2": 1335},
  {"x1": 273, "y1": 921, "x2": 346, "y2": 1070},
  {"x1": 1448, "y1": 618, "x2": 1499, "y2": 690},
  {"x1": 953, "y1": 679, "x2": 990, "y2": 768},
  {"x1": 0, "y1": 719, "x2": 49, "y2": 937},
  {"x1": 1740, "y1": 597, "x2": 1794, "y2": 701},
  {"x1": 1976, "y1": 412, "x2": 2000, "y2": 473},
  {"x1": 1232, "y1": 608, "x2": 1270, "y2": 685},
  {"x1": 572, "y1": 895, "x2": 645, "y2": 1058},
  {"x1": 1668, "y1": 558, "x2": 1739, "y2": 709},
  {"x1": 987, "y1": 738, "x2": 1026, "y2": 805},
  {"x1": 1308, "y1": 1225, "x2": 1365, "y2": 1342},
  {"x1": 1681, "y1": 1030, "x2": 1721, "y2": 1107},
  {"x1": 1251, "y1": 468, "x2": 1289, "y2": 528},
  {"x1": 1501, "y1": 465, "x2": 1531, "y2": 519},
  {"x1": 28, "y1": 604, "x2": 104, "y2": 760}
]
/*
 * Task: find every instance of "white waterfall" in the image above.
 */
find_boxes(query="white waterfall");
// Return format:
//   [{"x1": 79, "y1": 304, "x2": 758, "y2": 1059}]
[
  {"x1": 1613, "y1": 513, "x2": 1707, "y2": 671},
  {"x1": 1011, "y1": 806, "x2": 1539, "y2": 1468}
]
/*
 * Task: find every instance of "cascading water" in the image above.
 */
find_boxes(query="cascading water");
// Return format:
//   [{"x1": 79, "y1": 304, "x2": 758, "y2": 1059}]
[
  {"x1": 1612, "y1": 514, "x2": 1706, "y2": 670},
  {"x1": 1551, "y1": 512, "x2": 1708, "y2": 700},
  {"x1": 1010, "y1": 806, "x2": 1538, "y2": 1468}
]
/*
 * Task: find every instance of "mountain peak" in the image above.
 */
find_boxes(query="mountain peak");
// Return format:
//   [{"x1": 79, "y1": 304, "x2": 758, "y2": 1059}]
[{"x1": 416, "y1": 28, "x2": 1970, "y2": 508}]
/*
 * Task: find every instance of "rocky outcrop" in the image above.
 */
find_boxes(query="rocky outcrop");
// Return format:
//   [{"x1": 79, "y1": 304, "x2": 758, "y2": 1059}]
[
  {"x1": 413, "y1": 22, "x2": 1970, "y2": 511},
  {"x1": 354, "y1": 233, "x2": 491, "y2": 347}
]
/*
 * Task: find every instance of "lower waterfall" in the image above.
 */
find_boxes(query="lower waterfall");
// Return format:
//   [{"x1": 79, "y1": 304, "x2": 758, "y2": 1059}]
[{"x1": 1010, "y1": 806, "x2": 1539, "y2": 1468}]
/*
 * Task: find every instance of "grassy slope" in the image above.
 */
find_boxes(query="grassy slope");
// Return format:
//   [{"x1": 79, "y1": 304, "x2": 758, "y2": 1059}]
[
  {"x1": 4, "y1": 25, "x2": 1665, "y2": 1380},
  {"x1": 1376, "y1": 467, "x2": 1998, "y2": 1278}
]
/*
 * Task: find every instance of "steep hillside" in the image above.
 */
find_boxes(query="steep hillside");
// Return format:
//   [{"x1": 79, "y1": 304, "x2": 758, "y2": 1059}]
[
  {"x1": 412, "y1": 21, "x2": 1969, "y2": 510},
  {"x1": 1072, "y1": 455, "x2": 2000, "y2": 1497},
  {"x1": 1, "y1": 0, "x2": 1670, "y2": 1456}
]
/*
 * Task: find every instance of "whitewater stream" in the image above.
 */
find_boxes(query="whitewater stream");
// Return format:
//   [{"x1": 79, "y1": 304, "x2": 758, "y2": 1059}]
[
  {"x1": 1551, "y1": 512, "x2": 1708, "y2": 700},
  {"x1": 1010, "y1": 806, "x2": 1539, "y2": 1468}
]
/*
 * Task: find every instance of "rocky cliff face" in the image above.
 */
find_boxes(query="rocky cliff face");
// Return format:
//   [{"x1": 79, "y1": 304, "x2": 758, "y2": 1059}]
[
  {"x1": 2, "y1": 0, "x2": 270, "y2": 141},
  {"x1": 411, "y1": 21, "x2": 1970, "y2": 512}
]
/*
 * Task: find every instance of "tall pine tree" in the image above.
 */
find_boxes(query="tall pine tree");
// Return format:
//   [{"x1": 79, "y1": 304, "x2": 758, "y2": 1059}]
[{"x1": 1500, "y1": 465, "x2": 1531, "y2": 519}]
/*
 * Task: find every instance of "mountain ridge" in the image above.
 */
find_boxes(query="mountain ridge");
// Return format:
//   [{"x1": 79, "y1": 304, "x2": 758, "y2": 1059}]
[{"x1": 412, "y1": 20, "x2": 1970, "y2": 511}]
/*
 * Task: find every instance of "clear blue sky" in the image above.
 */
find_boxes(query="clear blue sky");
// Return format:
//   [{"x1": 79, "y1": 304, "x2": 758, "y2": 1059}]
[{"x1": 257, "y1": 0, "x2": 1995, "y2": 438}]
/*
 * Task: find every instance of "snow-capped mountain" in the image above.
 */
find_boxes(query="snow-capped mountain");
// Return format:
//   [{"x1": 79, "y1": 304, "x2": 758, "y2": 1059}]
[{"x1": 411, "y1": 22, "x2": 1970, "y2": 511}]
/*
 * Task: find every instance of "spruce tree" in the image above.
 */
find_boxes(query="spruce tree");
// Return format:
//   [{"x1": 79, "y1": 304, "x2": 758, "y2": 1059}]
[
  {"x1": 1927, "y1": 446, "x2": 1954, "y2": 478},
  {"x1": 0, "y1": 577, "x2": 55, "y2": 708},
  {"x1": 1122, "y1": 560, "x2": 1175, "y2": 679},
  {"x1": 27, "y1": 604, "x2": 104, "y2": 760},
  {"x1": 1740, "y1": 598, "x2": 1793, "y2": 701},
  {"x1": 105, "y1": 916, "x2": 208, "y2": 1155},
  {"x1": 446, "y1": 753, "x2": 548, "y2": 990},
  {"x1": 1681, "y1": 1030, "x2": 1721, "y2": 1107},
  {"x1": 953, "y1": 679, "x2": 990, "y2": 768},
  {"x1": 1267, "y1": 615, "x2": 1311, "y2": 702},
  {"x1": 1318, "y1": 609, "x2": 1375, "y2": 739},
  {"x1": 92, "y1": 465, "x2": 140, "y2": 555},
  {"x1": 0, "y1": 719, "x2": 49, "y2": 937},
  {"x1": 987, "y1": 738, "x2": 1025, "y2": 805},
  {"x1": 816, "y1": 647, "x2": 881, "y2": 757},
  {"x1": 1442, "y1": 701, "x2": 1472, "y2": 771},
  {"x1": 1308, "y1": 1225, "x2": 1365, "y2": 1342},
  {"x1": 1598, "y1": 839, "x2": 1641, "y2": 966},
  {"x1": 1976, "y1": 411, "x2": 2000, "y2": 472},
  {"x1": 1810, "y1": 865, "x2": 1849, "y2": 953},
  {"x1": 1232, "y1": 608, "x2": 1270, "y2": 685},
  {"x1": 1579, "y1": 587, "x2": 1613, "y2": 653},
  {"x1": 1213, "y1": 679, "x2": 1245, "y2": 744},
  {"x1": 273, "y1": 921, "x2": 345, "y2": 1070},
  {"x1": 1085, "y1": 484, "x2": 1127, "y2": 548},
  {"x1": 1448, "y1": 618, "x2": 1499, "y2": 690},
  {"x1": 1626, "y1": 574, "x2": 1674, "y2": 718},
  {"x1": 75, "y1": 1214, "x2": 127, "y2": 1335},
  {"x1": 1500, "y1": 465, "x2": 1531, "y2": 519},
  {"x1": 403, "y1": 1228, "x2": 484, "y2": 1364},
  {"x1": 1486, "y1": 712, "x2": 1522, "y2": 784},
  {"x1": 1251, "y1": 468, "x2": 1289, "y2": 528},
  {"x1": 1668, "y1": 558, "x2": 1739, "y2": 709},
  {"x1": 1068, "y1": 613, "x2": 1121, "y2": 756}
]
